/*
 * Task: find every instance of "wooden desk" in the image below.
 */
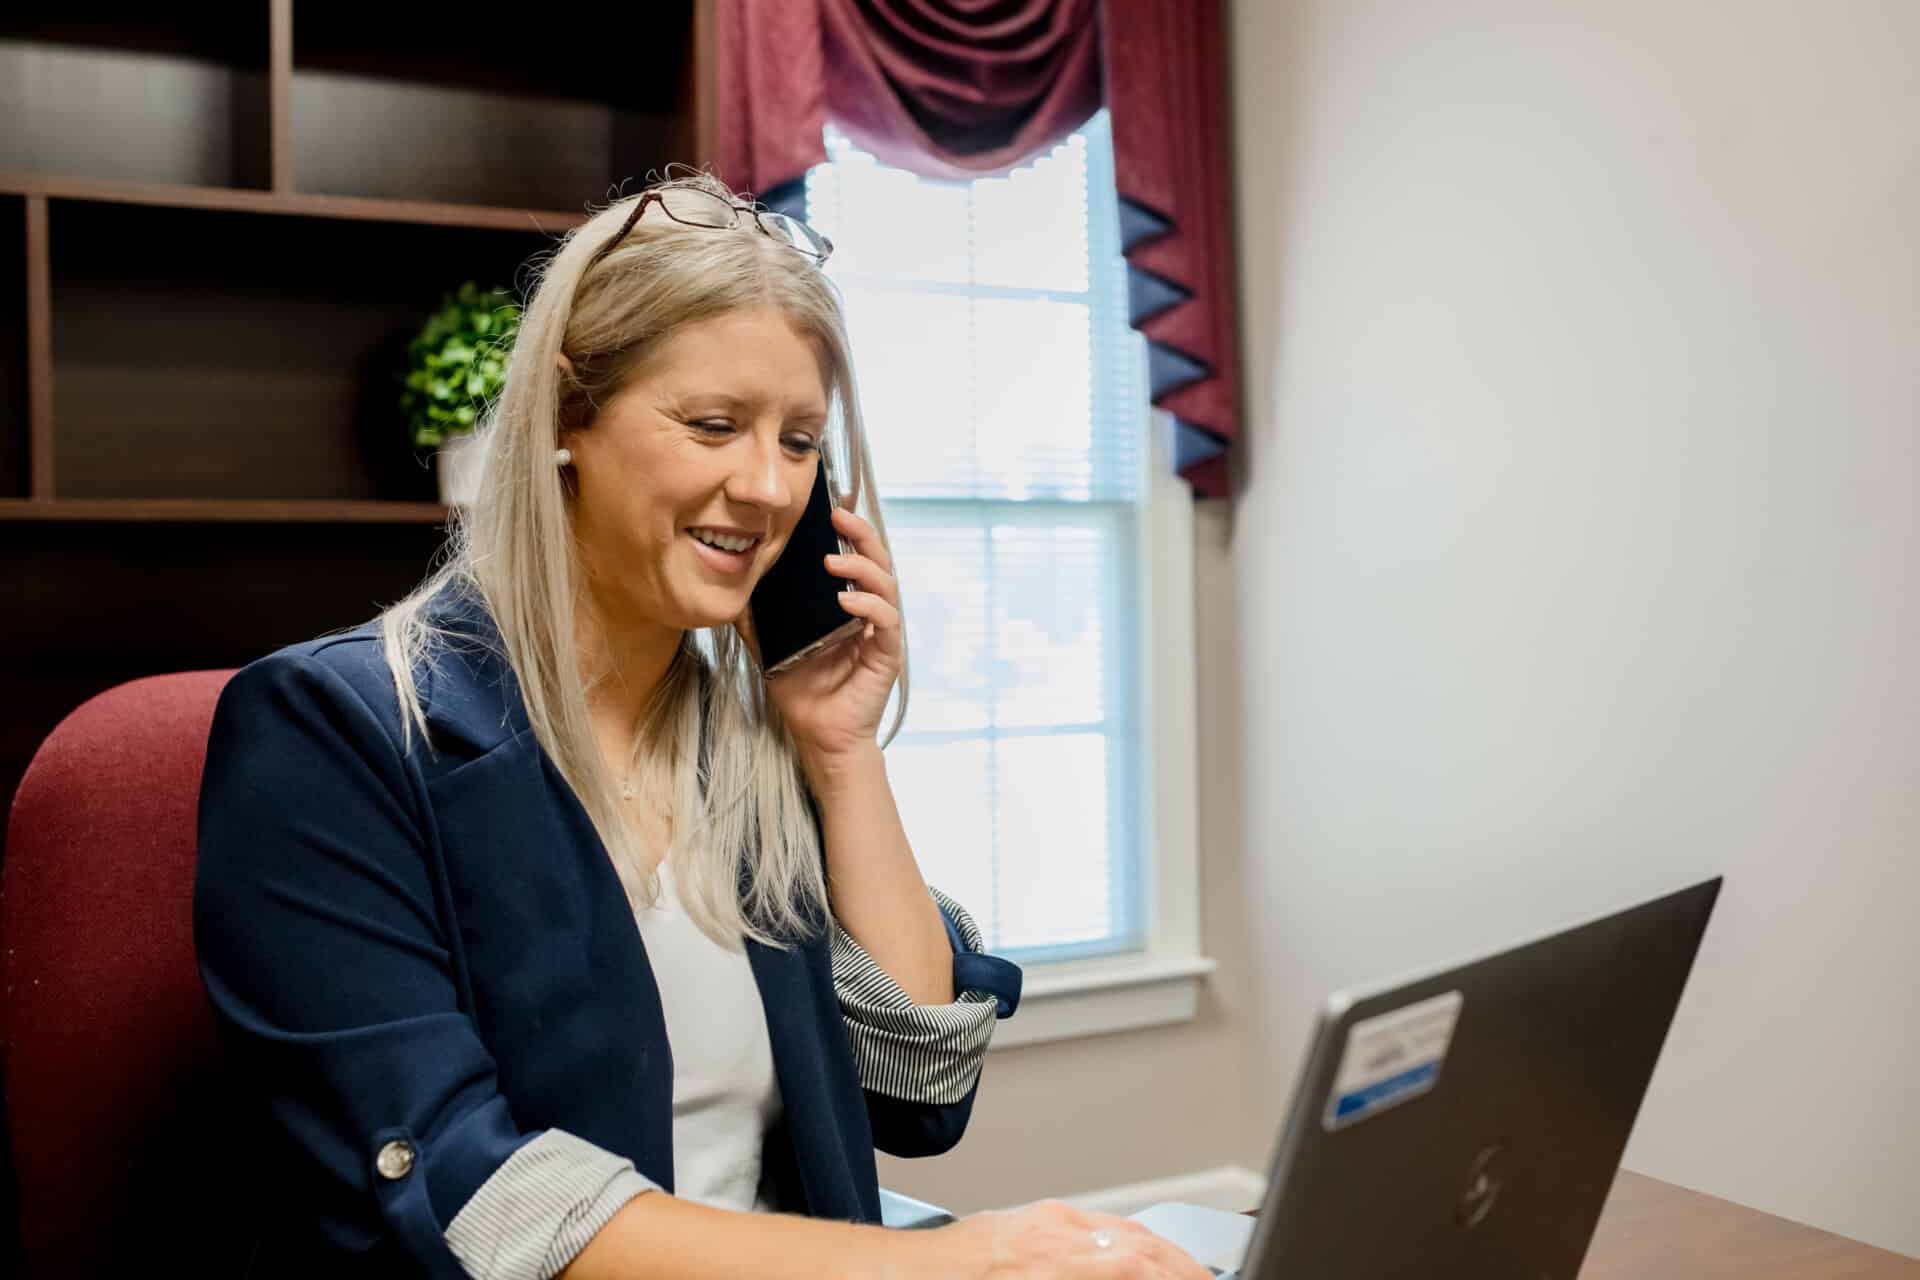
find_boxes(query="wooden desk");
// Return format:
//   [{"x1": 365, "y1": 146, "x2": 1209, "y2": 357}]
[
  {"x1": 1229, "y1": 1170, "x2": 1916, "y2": 1275},
  {"x1": 1579, "y1": 1170, "x2": 1920, "y2": 1278}
]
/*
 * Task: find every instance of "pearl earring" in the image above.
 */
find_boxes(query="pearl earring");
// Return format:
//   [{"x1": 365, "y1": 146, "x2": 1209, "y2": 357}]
[{"x1": 555, "y1": 448, "x2": 573, "y2": 466}]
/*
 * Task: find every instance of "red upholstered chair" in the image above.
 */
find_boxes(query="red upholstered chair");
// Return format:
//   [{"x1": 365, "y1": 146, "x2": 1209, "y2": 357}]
[{"x1": 0, "y1": 670, "x2": 256, "y2": 1277}]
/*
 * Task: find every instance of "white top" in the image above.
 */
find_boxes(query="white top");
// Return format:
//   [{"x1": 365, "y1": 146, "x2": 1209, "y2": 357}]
[{"x1": 632, "y1": 858, "x2": 783, "y2": 1213}]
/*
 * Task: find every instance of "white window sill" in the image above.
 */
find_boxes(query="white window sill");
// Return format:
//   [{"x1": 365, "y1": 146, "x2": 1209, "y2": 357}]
[{"x1": 989, "y1": 953, "x2": 1218, "y2": 1050}]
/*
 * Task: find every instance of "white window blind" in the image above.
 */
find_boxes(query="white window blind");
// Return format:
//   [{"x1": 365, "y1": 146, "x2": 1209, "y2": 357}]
[{"x1": 805, "y1": 112, "x2": 1149, "y2": 963}]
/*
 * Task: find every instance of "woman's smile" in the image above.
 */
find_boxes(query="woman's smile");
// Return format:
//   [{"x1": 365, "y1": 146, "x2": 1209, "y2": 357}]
[{"x1": 687, "y1": 525, "x2": 765, "y2": 574}]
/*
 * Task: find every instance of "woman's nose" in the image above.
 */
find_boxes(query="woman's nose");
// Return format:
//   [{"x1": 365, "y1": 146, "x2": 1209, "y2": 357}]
[{"x1": 727, "y1": 437, "x2": 792, "y2": 509}]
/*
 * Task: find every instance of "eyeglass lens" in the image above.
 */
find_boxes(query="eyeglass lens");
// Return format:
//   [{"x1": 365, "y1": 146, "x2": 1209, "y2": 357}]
[{"x1": 756, "y1": 212, "x2": 829, "y2": 258}]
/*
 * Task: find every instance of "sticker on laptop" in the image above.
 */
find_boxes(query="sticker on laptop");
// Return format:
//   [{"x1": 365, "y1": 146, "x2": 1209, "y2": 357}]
[{"x1": 1323, "y1": 989, "x2": 1463, "y2": 1131}]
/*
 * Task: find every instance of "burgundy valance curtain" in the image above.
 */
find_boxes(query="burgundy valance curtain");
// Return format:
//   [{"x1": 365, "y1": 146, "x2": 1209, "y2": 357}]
[{"x1": 714, "y1": 0, "x2": 1239, "y2": 498}]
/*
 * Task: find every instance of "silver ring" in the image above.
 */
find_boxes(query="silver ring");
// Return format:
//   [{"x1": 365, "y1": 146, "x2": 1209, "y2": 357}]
[{"x1": 1091, "y1": 1228, "x2": 1115, "y2": 1250}]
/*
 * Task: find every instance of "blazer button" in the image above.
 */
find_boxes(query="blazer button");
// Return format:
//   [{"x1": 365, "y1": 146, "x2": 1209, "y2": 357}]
[{"x1": 375, "y1": 1139, "x2": 417, "y2": 1181}]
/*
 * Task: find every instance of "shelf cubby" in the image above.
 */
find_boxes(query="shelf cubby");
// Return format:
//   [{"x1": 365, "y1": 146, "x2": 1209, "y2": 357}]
[
  {"x1": 290, "y1": 2, "x2": 696, "y2": 210},
  {"x1": 0, "y1": 2, "x2": 273, "y2": 192},
  {"x1": 47, "y1": 196, "x2": 553, "y2": 502}
]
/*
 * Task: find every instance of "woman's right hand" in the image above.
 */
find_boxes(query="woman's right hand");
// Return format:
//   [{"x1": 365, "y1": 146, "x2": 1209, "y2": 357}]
[{"x1": 908, "y1": 1199, "x2": 1215, "y2": 1278}]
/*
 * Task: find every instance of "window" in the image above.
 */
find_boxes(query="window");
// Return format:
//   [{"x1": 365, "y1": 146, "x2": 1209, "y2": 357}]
[{"x1": 805, "y1": 114, "x2": 1209, "y2": 1036}]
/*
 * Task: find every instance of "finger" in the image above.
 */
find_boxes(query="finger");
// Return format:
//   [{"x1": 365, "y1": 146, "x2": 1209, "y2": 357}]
[
  {"x1": 1142, "y1": 1243, "x2": 1211, "y2": 1279},
  {"x1": 836, "y1": 589, "x2": 902, "y2": 636},
  {"x1": 825, "y1": 552, "x2": 898, "y2": 605},
  {"x1": 829, "y1": 504, "x2": 893, "y2": 574},
  {"x1": 1140, "y1": 1233, "x2": 1213, "y2": 1279}
]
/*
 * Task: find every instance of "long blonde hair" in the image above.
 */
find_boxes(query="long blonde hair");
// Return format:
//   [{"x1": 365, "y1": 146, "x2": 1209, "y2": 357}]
[{"x1": 377, "y1": 169, "x2": 905, "y2": 949}]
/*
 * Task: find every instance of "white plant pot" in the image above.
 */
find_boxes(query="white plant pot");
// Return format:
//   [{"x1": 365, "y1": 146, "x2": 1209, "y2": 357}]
[{"x1": 435, "y1": 430, "x2": 486, "y2": 508}]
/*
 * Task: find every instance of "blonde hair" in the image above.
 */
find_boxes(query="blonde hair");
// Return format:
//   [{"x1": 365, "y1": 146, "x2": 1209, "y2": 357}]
[{"x1": 376, "y1": 169, "x2": 905, "y2": 949}]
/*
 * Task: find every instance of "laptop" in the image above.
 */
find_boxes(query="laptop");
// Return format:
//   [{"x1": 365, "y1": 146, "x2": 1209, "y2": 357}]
[{"x1": 1133, "y1": 877, "x2": 1722, "y2": 1278}]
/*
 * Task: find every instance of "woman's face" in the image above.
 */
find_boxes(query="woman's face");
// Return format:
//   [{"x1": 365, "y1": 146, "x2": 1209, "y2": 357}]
[{"x1": 562, "y1": 305, "x2": 831, "y2": 635}]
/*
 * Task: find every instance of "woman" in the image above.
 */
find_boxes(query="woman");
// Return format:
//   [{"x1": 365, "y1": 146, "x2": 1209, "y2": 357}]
[{"x1": 194, "y1": 170, "x2": 1207, "y2": 1279}]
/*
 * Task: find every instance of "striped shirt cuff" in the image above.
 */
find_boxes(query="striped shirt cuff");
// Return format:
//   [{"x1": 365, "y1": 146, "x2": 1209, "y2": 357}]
[
  {"x1": 444, "y1": 1128, "x2": 659, "y2": 1280},
  {"x1": 831, "y1": 885, "x2": 1000, "y2": 1106}
]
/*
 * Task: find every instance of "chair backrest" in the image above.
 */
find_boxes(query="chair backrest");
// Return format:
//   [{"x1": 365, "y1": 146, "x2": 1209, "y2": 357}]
[{"x1": 0, "y1": 670, "x2": 249, "y2": 1276}]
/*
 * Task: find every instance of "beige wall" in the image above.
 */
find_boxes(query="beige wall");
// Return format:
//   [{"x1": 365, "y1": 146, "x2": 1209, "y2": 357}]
[{"x1": 1227, "y1": 0, "x2": 1920, "y2": 1259}]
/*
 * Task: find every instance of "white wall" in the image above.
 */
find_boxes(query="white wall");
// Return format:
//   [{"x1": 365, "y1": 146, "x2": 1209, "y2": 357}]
[{"x1": 1228, "y1": 0, "x2": 1920, "y2": 1257}]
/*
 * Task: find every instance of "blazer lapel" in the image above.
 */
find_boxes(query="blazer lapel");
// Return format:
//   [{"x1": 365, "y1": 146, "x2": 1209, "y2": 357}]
[{"x1": 417, "y1": 588, "x2": 533, "y2": 758}]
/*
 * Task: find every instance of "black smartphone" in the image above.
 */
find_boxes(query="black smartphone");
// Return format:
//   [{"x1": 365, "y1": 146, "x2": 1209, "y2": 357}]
[{"x1": 748, "y1": 457, "x2": 864, "y2": 676}]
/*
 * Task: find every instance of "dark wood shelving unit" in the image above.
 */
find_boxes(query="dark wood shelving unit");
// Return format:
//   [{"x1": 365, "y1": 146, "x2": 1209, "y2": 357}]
[
  {"x1": 1, "y1": 194, "x2": 26, "y2": 498},
  {"x1": 0, "y1": 0, "x2": 715, "y2": 822},
  {"x1": 0, "y1": 172, "x2": 589, "y2": 234},
  {"x1": 0, "y1": 498, "x2": 451, "y2": 522}
]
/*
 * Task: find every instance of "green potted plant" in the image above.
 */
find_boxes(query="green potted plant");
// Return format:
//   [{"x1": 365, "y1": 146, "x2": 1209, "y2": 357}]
[{"x1": 401, "y1": 281, "x2": 520, "y2": 507}]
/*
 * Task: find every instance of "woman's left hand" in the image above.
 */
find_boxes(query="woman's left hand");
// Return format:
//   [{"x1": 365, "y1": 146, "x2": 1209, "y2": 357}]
[{"x1": 738, "y1": 504, "x2": 902, "y2": 775}]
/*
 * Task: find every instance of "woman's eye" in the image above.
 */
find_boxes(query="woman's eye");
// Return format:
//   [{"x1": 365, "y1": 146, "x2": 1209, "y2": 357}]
[
  {"x1": 691, "y1": 419, "x2": 735, "y2": 436},
  {"x1": 783, "y1": 434, "x2": 822, "y2": 455}
]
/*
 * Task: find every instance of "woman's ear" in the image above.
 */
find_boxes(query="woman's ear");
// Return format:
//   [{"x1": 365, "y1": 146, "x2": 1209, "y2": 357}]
[{"x1": 556, "y1": 352, "x2": 577, "y2": 378}]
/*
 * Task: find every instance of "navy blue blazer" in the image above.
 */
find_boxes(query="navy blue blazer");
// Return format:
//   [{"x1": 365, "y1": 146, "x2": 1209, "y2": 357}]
[{"x1": 193, "y1": 590, "x2": 1022, "y2": 1277}]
